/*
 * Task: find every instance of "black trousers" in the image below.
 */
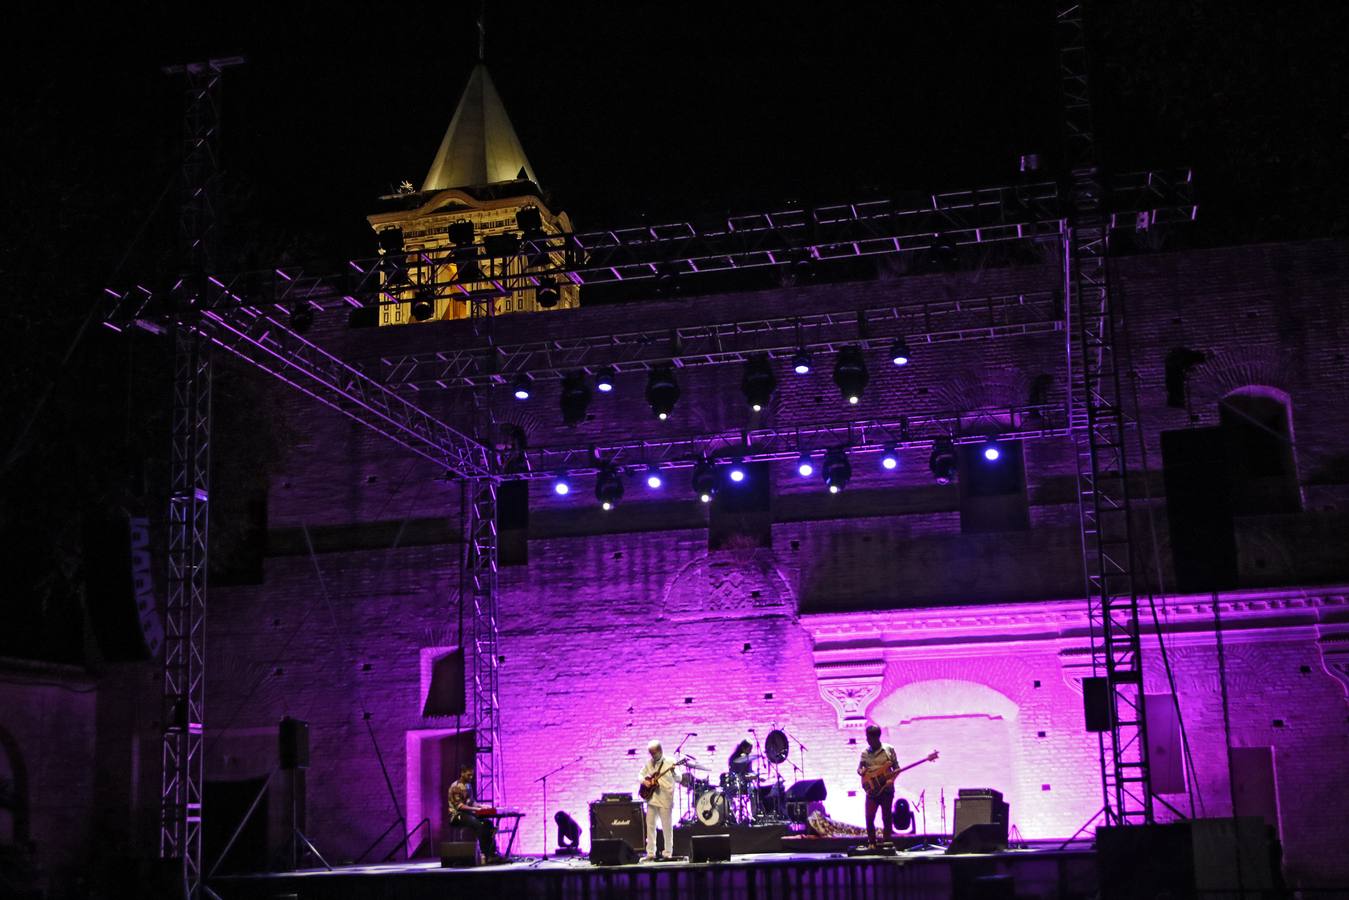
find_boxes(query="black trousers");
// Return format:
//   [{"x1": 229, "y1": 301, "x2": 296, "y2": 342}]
[
  {"x1": 452, "y1": 812, "x2": 497, "y2": 858},
  {"x1": 864, "y1": 789, "x2": 895, "y2": 844}
]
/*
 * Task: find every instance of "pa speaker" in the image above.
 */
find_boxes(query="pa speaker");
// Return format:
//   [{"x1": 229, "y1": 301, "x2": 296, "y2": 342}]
[
  {"x1": 279, "y1": 717, "x2": 310, "y2": 770},
  {"x1": 691, "y1": 833, "x2": 731, "y2": 863},
  {"x1": 1161, "y1": 427, "x2": 1238, "y2": 592},
  {"x1": 589, "y1": 837, "x2": 638, "y2": 866},
  {"x1": 1083, "y1": 676, "x2": 1111, "y2": 733}
]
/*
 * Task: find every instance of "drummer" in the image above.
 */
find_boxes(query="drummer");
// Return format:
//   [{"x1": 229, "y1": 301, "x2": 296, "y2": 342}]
[{"x1": 728, "y1": 739, "x2": 755, "y2": 779}]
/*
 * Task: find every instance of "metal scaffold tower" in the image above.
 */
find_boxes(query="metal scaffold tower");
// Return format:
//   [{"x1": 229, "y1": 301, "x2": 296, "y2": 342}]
[
  {"x1": 158, "y1": 55, "x2": 242, "y2": 900},
  {"x1": 1057, "y1": 2, "x2": 1154, "y2": 825}
]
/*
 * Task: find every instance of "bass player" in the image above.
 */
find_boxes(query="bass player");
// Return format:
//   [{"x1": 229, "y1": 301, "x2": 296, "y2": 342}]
[{"x1": 856, "y1": 724, "x2": 899, "y2": 847}]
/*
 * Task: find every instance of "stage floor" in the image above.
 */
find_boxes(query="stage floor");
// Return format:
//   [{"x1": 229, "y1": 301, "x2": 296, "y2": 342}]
[{"x1": 213, "y1": 844, "x2": 1100, "y2": 900}]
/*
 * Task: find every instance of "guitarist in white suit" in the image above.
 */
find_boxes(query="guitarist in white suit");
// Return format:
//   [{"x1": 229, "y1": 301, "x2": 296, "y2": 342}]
[
  {"x1": 639, "y1": 739, "x2": 678, "y2": 860},
  {"x1": 856, "y1": 724, "x2": 900, "y2": 846}
]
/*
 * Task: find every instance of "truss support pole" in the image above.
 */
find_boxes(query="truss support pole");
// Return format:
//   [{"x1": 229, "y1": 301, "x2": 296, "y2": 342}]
[
  {"x1": 159, "y1": 56, "x2": 240, "y2": 899},
  {"x1": 1058, "y1": 1, "x2": 1153, "y2": 827},
  {"x1": 468, "y1": 478, "x2": 502, "y2": 805}
]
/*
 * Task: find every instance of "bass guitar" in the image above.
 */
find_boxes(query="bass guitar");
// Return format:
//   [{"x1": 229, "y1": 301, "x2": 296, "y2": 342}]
[
  {"x1": 860, "y1": 749, "x2": 939, "y2": 800},
  {"x1": 638, "y1": 758, "x2": 688, "y2": 801}
]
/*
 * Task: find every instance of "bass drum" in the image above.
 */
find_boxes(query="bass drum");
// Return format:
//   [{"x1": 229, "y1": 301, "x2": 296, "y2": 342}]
[{"x1": 695, "y1": 789, "x2": 727, "y2": 827}]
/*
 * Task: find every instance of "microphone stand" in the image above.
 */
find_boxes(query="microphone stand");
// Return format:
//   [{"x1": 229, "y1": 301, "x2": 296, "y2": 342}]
[
  {"x1": 778, "y1": 726, "x2": 810, "y2": 780},
  {"x1": 535, "y1": 756, "x2": 581, "y2": 858},
  {"x1": 673, "y1": 733, "x2": 696, "y2": 825},
  {"x1": 909, "y1": 789, "x2": 942, "y2": 852}
]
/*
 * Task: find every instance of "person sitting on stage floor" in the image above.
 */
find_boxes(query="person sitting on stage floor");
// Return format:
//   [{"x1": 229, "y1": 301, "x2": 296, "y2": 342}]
[
  {"x1": 448, "y1": 765, "x2": 502, "y2": 864},
  {"x1": 857, "y1": 724, "x2": 900, "y2": 847},
  {"x1": 639, "y1": 739, "x2": 677, "y2": 861}
]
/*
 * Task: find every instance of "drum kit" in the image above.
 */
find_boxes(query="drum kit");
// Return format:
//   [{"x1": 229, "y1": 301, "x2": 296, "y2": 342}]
[{"x1": 677, "y1": 728, "x2": 796, "y2": 828}]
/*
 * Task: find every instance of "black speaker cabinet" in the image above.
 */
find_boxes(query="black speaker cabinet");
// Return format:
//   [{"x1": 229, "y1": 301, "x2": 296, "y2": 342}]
[
  {"x1": 438, "y1": 841, "x2": 478, "y2": 868},
  {"x1": 279, "y1": 717, "x2": 310, "y2": 769},
  {"x1": 946, "y1": 822, "x2": 1009, "y2": 854},
  {"x1": 1083, "y1": 676, "x2": 1111, "y2": 733},
  {"x1": 590, "y1": 837, "x2": 638, "y2": 866},
  {"x1": 691, "y1": 833, "x2": 732, "y2": 863},
  {"x1": 785, "y1": 779, "x2": 828, "y2": 802},
  {"x1": 951, "y1": 789, "x2": 1008, "y2": 852},
  {"x1": 589, "y1": 800, "x2": 644, "y2": 852}
]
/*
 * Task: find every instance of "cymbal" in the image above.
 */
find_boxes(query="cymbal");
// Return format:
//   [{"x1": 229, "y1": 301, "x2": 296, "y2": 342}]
[
  {"x1": 682, "y1": 761, "x2": 710, "y2": 771},
  {"x1": 730, "y1": 753, "x2": 761, "y2": 764}
]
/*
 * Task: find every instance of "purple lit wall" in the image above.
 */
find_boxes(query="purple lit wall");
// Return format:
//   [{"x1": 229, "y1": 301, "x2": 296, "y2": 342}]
[{"x1": 198, "y1": 239, "x2": 1349, "y2": 894}]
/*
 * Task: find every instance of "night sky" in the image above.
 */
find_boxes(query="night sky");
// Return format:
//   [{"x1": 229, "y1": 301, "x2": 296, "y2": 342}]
[{"x1": 2, "y1": 1, "x2": 1347, "y2": 662}]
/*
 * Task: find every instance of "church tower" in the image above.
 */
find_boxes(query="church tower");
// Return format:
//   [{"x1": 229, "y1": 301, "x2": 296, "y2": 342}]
[{"x1": 366, "y1": 62, "x2": 578, "y2": 325}]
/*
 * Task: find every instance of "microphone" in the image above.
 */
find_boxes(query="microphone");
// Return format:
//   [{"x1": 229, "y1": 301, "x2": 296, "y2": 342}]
[
  {"x1": 686, "y1": 732, "x2": 698, "y2": 736},
  {"x1": 747, "y1": 727, "x2": 756, "y2": 732}
]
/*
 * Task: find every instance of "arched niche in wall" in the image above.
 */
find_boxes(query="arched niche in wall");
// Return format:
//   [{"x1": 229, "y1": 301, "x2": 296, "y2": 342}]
[
  {"x1": 867, "y1": 679, "x2": 1022, "y2": 835},
  {"x1": 1219, "y1": 386, "x2": 1301, "y2": 515}
]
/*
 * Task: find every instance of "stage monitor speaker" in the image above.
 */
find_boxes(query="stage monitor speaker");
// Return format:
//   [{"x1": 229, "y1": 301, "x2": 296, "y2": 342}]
[
  {"x1": 589, "y1": 801, "x2": 644, "y2": 852},
  {"x1": 952, "y1": 789, "x2": 1008, "y2": 850},
  {"x1": 279, "y1": 717, "x2": 310, "y2": 770},
  {"x1": 589, "y1": 837, "x2": 638, "y2": 866},
  {"x1": 1083, "y1": 676, "x2": 1111, "y2": 733},
  {"x1": 785, "y1": 779, "x2": 828, "y2": 803},
  {"x1": 691, "y1": 833, "x2": 732, "y2": 863},
  {"x1": 438, "y1": 841, "x2": 477, "y2": 868},
  {"x1": 946, "y1": 822, "x2": 1009, "y2": 855}
]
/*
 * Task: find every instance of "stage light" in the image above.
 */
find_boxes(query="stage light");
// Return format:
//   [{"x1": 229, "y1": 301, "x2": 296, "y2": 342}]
[
  {"x1": 691, "y1": 458, "x2": 717, "y2": 503},
  {"x1": 645, "y1": 465, "x2": 663, "y2": 490},
  {"x1": 595, "y1": 366, "x2": 616, "y2": 393},
  {"x1": 536, "y1": 278, "x2": 560, "y2": 309},
  {"x1": 516, "y1": 206, "x2": 544, "y2": 236},
  {"x1": 555, "y1": 810, "x2": 581, "y2": 853},
  {"x1": 983, "y1": 439, "x2": 1002, "y2": 461},
  {"x1": 833, "y1": 346, "x2": 869, "y2": 405},
  {"x1": 792, "y1": 349, "x2": 812, "y2": 375},
  {"x1": 377, "y1": 227, "x2": 404, "y2": 254},
  {"x1": 410, "y1": 287, "x2": 435, "y2": 322},
  {"x1": 595, "y1": 465, "x2": 624, "y2": 510},
  {"x1": 796, "y1": 452, "x2": 815, "y2": 478},
  {"x1": 890, "y1": 336, "x2": 911, "y2": 367},
  {"x1": 822, "y1": 448, "x2": 851, "y2": 493},
  {"x1": 728, "y1": 460, "x2": 747, "y2": 483},
  {"x1": 559, "y1": 373, "x2": 592, "y2": 426},
  {"x1": 289, "y1": 303, "x2": 314, "y2": 334},
  {"x1": 483, "y1": 232, "x2": 521, "y2": 259},
  {"x1": 512, "y1": 375, "x2": 532, "y2": 401},
  {"x1": 930, "y1": 438, "x2": 957, "y2": 485},
  {"x1": 553, "y1": 476, "x2": 572, "y2": 496},
  {"x1": 880, "y1": 444, "x2": 898, "y2": 470},
  {"x1": 646, "y1": 365, "x2": 680, "y2": 420},
  {"x1": 742, "y1": 355, "x2": 777, "y2": 412}
]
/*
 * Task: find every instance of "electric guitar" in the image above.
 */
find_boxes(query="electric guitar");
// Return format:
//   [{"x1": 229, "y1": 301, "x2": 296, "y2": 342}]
[
  {"x1": 638, "y1": 757, "x2": 688, "y2": 801},
  {"x1": 860, "y1": 750, "x2": 939, "y2": 800}
]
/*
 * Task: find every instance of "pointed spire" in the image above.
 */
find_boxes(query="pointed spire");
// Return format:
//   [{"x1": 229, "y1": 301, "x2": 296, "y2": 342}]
[{"x1": 421, "y1": 64, "x2": 539, "y2": 193}]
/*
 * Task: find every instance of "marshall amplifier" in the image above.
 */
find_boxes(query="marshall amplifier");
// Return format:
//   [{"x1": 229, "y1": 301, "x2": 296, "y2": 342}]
[
  {"x1": 951, "y1": 788, "x2": 1009, "y2": 852},
  {"x1": 590, "y1": 799, "x2": 644, "y2": 852}
]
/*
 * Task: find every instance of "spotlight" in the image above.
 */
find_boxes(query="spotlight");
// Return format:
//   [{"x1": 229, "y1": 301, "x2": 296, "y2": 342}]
[
  {"x1": 377, "y1": 228, "x2": 404, "y2": 255},
  {"x1": 595, "y1": 366, "x2": 616, "y2": 393},
  {"x1": 553, "y1": 475, "x2": 572, "y2": 496},
  {"x1": 832, "y1": 346, "x2": 869, "y2": 405},
  {"x1": 792, "y1": 349, "x2": 812, "y2": 375},
  {"x1": 646, "y1": 365, "x2": 680, "y2": 420},
  {"x1": 410, "y1": 287, "x2": 435, "y2": 322},
  {"x1": 536, "y1": 278, "x2": 561, "y2": 309},
  {"x1": 880, "y1": 444, "x2": 898, "y2": 470},
  {"x1": 448, "y1": 220, "x2": 476, "y2": 245},
  {"x1": 288, "y1": 303, "x2": 314, "y2": 334},
  {"x1": 796, "y1": 452, "x2": 815, "y2": 478},
  {"x1": 559, "y1": 372, "x2": 592, "y2": 426},
  {"x1": 554, "y1": 810, "x2": 581, "y2": 853},
  {"x1": 691, "y1": 458, "x2": 717, "y2": 503},
  {"x1": 890, "y1": 336, "x2": 911, "y2": 367},
  {"x1": 512, "y1": 375, "x2": 532, "y2": 401},
  {"x1": 822, "y1": 448, "x2": 852, "y2": 493},
  {"x1": 983, "y1": 439, "x2": 1001, "y2": 461},
  {"x1": 595, "y1": 465, "x2": 624, "y2": 510},
  {"x1": 645, "y1": 465, "x2": 664, "y2": 490},
  {"x1": 741, "y1": 355, "x2": 777, "y2": 412},
  {"x1": 930, "y1": 438, "x2": 957, "y2": 485},
  {"x1": 727, "y1": 460, "x2": 747, "y2": 483},
  {"x1": 515, "y1": 206, "x2": 544, "y2": 236}
]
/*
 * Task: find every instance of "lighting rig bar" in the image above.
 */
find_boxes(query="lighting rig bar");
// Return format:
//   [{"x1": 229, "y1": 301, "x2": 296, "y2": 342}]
[
  {"x1": 102, "y1": 169, "x2": 1193, "y2": 325},
  {"x1": 105, "y1": 283, "x2": 493, "y2": 479},
  {"x1": 508, "y1": 403, "x2": 1068, "y2": 477},
  {"x1": 380, "y1": 289, "x2": 1062, "y2": 391}
]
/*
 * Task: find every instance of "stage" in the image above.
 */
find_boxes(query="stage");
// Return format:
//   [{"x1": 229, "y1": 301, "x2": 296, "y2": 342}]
[{"x1": 211, "y1": 844, "x2": 1099, "y2": 900}]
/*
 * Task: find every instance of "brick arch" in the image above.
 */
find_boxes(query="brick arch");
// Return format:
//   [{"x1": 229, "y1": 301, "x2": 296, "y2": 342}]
[
  {"x1": 869, "y1": 678, "x2": 1020, "y2": 726},
  {"x1": 0, "y1": 723, "x2": 29, "y2": 845},
  {"x1": 1188, "y1": 347, "x2": 1294, "y2": 410}
]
